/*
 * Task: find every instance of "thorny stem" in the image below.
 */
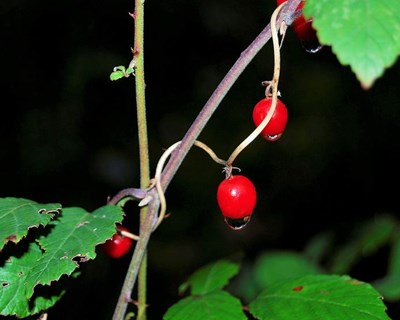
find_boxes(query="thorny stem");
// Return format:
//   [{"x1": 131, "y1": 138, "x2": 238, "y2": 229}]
[
  {"x1": 112, "y1": 0, "x2": 149, "y2": 319},
  {"x1": 110, "y1": 1, "x2": 302, "y2": 319}
]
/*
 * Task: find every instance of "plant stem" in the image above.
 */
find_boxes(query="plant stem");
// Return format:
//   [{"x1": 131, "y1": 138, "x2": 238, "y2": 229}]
[
  {"x1": 112, "y1": 0, "x2": 149, "y2": 319},
  {"x1": 111, "y1": 1, "x2": 301, "y2": 319},
  {"x1": 160, "y1": 0, "x2": 301, "y2": 189},
  {"x1": 226, "y1": 2, "x2": 286, "y2": 166},
  {"x1": 134, "y1": 1, "x2": 149, "y2": 319}
]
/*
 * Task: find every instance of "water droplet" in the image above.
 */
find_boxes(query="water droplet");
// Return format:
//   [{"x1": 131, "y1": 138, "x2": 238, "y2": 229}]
[
  {"x1": 294, "y1": 20, "x2": 324, "y2": 54},
  {"x1": 224, "y1": 215, "x2": 251, "y2": 230},
  {"x1": 264, "y1": 133, "x2": 282, "y2": 141},
  {"x1": 300, "y1": 40, "x2": 324, "y2": 54}
]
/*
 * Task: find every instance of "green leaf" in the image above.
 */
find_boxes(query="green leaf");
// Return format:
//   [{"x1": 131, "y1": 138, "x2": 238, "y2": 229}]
[
  {"x1": 0, "y1": 205, "x2": 124, "y2": 318},
  {"x1": 253, "y1": 251, "x2": 321, "y2": 289},
  {"x1": 248, "y1": 274, "x2": 391, "y2": 320},
  {"x1": 178, "y1": 260, "x2": 240, "y2": 295},
  {"x1": 329, "y1": 215, "x2": 396, "y2": 274},
  {"x1": 374, "y1": 275, "x2": 400, "y2": 302},
  {"x1": 0, "y1": 242, "x2": 65, "y2": 317},
  {"x1": 304, "y1": 0, "x2": 400, "y2": 88},
  {"x1": 0, "y1": 197, "x2": 61, "y2": 250},
  {"x1": 126, "y1": 67, "x2": 135, "y2": 75},
  {"x1": 303, "y1": 231, "x2": 334, "y2": 264},
  {"x1": 163, "y1": 290, "x2": 247, "y2": 320},
  {"x1": 374, "y1": 233, "x2": 400, "y2": 301},
  {"x1": 227, "y1": 262, "x2": 260, "y2": 303},
  {"x1": 113, "y1": 65, "x2": 126, "y2": 72},
  {"x1": 110, "y1": 70, "x2": 126, "y2": 81}
]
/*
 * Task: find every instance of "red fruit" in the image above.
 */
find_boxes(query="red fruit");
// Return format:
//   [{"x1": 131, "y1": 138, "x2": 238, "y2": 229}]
[
  {"x1": 276, "y1": 0, "x2": 322, "y2": 53},
  {"x1": 102, "y1": 226, "x2": 133, "y2": 258},
  {"x1": 217, "y1": 175, "x2": 257, "y2": 230},
  {"x1": 252, "y1": 97, "x2": 288, "y2": 141}
]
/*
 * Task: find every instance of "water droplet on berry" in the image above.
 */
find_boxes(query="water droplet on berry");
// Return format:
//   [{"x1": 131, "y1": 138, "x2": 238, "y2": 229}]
[
  {"x1": 300, "y1": 40, "x2": 323, "y2": 54},
  {"x1": 264, "y1": 133, "x2": 282, "y2": 141},
  {"x1": 224, "y1": 216, "x2": 251, "y2": 230}
]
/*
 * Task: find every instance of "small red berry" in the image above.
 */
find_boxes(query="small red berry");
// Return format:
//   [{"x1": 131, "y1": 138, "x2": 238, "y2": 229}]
[
  {"x1": 276, "y1": 0, "x2": 323, "y2": 53},
  {"x1": 217, "y1": 175, "x2": 257, "y2": 230},
  {"x1": 102, "y1": 226, "x2": 133, "y2": 258},
  {"x1": 252, "y1": 97, "x2": 288, "y2": 141}
]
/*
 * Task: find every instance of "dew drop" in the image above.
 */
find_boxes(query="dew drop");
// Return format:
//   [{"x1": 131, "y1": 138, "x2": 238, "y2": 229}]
[
  {"x1": 224, "y1": 216, "x2": 251, "y2": 230},
  {"x1": 300, "y1": 40, "x2": 324, "y2": 54},
  {"x1": 264, "y1": 133, "x2": 282, "y2": 141}
]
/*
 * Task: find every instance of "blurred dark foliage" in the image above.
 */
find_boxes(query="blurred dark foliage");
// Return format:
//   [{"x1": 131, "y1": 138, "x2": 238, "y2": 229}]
[{"x1": 1, "y1": 0, "x2": 400, "y2": 319}]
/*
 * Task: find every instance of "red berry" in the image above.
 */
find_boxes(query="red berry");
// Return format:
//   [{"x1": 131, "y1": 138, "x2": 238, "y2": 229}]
[
  {"x1": 252, "y1": 97, "x2": 288, "y2": 141},
  {"x1": 102, "y1": 226, "x2": 133, "y2": 258},
  {"x1": 276, "y1": 0, "x2": 322, "y2": 53},
  {"x1": 217, "y1": 175, "x2": 257, "y2": 230}
]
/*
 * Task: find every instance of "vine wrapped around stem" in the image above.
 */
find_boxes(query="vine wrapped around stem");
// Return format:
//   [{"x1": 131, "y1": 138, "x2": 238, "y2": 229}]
[{"x1": 111, "y1": 1, "x2": 302, "y2": 319}]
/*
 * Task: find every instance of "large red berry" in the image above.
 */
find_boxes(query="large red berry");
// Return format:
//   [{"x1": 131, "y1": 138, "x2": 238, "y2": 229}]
[
  {"x1": 217, "y1": 175, "x2": 257, "y2": 230},
  {"x1": 102, "y1": 226, "x2": 133, "y2": 258},
  {"x1": 252, "y1": 97, "x2": 288, "y2": 141}
]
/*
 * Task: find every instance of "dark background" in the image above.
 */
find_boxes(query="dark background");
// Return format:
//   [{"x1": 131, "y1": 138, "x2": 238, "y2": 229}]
[{"x1": 1, "y1": 0, "x2": 400, "y2": 319}]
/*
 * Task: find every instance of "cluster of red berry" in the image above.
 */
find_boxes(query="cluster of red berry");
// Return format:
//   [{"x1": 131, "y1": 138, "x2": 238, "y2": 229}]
[
  {"x1": 102, "y1": 0, "x2": 319, "y2": 257},
  {"x1": 216, "y1": 0, "x2": 321, "y2": 231},
  {"x1": 217, "y1": 97, "x2": 288, "y2": 230}
]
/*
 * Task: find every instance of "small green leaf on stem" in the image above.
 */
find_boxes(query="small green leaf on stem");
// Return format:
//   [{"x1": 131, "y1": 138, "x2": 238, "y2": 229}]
[
  {"x1": 110, "y1": 71, "x2": 127, "y2": 81},
  {"x1": 110, "y1": 65, "x2": 135, "y2": 81}
]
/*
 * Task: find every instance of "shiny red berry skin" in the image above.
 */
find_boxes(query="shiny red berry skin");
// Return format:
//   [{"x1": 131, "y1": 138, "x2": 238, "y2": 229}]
[
  {"x1": 276, "y1": 0, "x2": 321, "y2": 50},
  {"x1": 252, "y1": 97, "x2": 288, "y2": 141},
  {"x1": 217, "y1": 175, "x2": 257, "y2": 220},
  {"x1": 102, "y1": 226, "x2": 133, "y2": 258}
]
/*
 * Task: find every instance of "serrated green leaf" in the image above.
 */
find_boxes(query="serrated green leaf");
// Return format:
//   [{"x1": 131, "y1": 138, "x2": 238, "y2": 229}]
[
  {"x1": 249, "y1": 274, "x2": 390, "y2": 320},
  {"x1": 163, "y1": 290, "x2": 247, "y2": 320},
  {"x1": 0, "y1": 205, "x2": 124, "y2": 318},
  {"x1": 304, "y1": 0, "x2": 400, "y2": 88},
  {"x1": 0, "y1": 197, "x2": 61, "y2": 250},
  {"x1": 31, "y1": 205, "x2": 124, "y2": 291},
  {"x1": 110, "y1": 71, "x2": 126, "y2": 81},
  {"x1": 179, "y1": 260, "x2": 240, "y2": 295},
  {"x1": 253, "y1": 250, "x2": 321, "y2": 289},
  {"x1": 0, "y1": 242, "x2": 65, "y2": 317}
]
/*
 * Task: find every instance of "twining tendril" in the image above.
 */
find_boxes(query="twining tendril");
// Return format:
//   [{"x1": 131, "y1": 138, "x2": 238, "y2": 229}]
[
  {"x1": 226, "y1": 2, "x2": 287, "y2": 166},
  {"x1": 151, "y1": 140, "x2": 227, "y2": 230}
]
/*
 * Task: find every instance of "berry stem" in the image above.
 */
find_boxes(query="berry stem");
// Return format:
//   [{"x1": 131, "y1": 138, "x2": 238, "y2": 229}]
[
  {"x1": 152, "y1": 140, "x2": 227, "y2": 230},
  {"x1": 111, "y1": 2, "x2": 302, "y2": 319},
  {"x1": 120, "y1": 229, "x2": 140, "y2": 241},
  {"x1": 226, "y1": 2, "x2": 287, "y2": 166},
  {"x1": 158, "y1": 0, "x2": 301, "y2": 191}
]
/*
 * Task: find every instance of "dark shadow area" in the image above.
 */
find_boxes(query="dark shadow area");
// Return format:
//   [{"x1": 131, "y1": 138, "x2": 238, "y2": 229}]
[{"x1": 1, "y1": 0, "x2": 400, "y2": 319}]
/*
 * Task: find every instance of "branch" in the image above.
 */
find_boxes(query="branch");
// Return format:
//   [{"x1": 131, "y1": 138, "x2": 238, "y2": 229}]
[
  {"x1": 159, "y1": 0, "x2": 302, "y2": 190},
  {"x1": 110, "y1": 1, "x2": 302, "y2": 319}
]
